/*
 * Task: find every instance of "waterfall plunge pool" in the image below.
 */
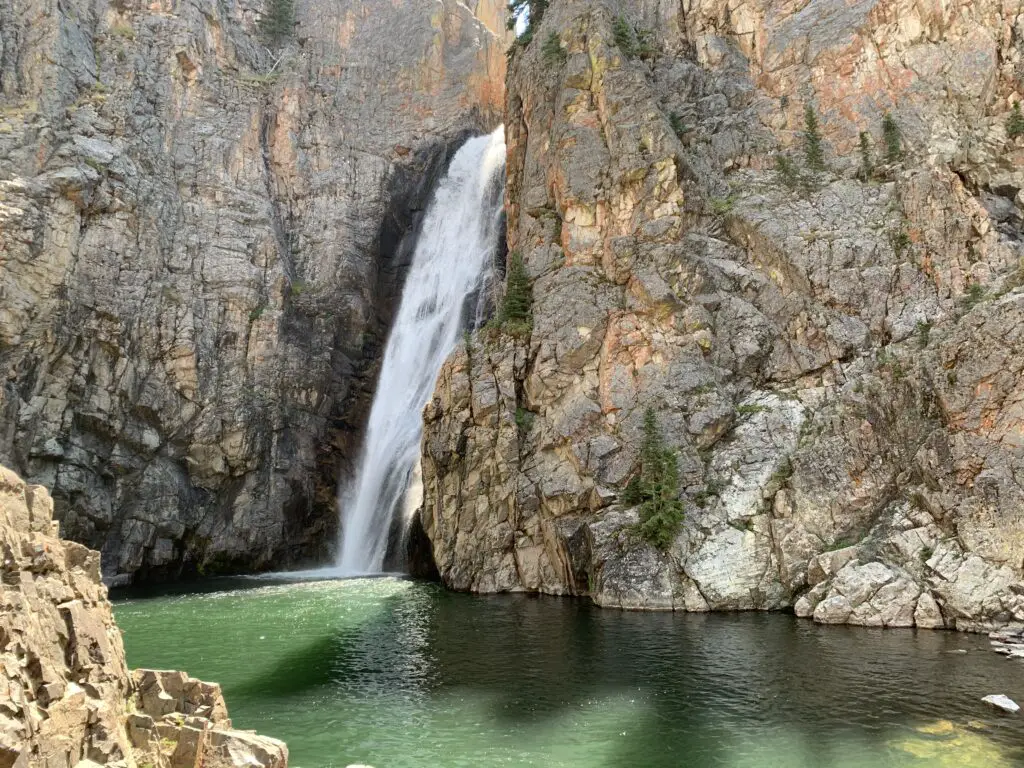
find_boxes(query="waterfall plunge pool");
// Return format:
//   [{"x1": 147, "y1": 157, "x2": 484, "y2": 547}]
[{"x1": 114, "y1": 577, "x2": 1024, "y2": 767}]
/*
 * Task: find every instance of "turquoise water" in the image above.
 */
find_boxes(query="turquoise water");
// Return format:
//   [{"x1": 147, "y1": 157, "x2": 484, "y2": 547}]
[{"x1": 114, "y1": 577, "x2": 1024, "y2": 768}]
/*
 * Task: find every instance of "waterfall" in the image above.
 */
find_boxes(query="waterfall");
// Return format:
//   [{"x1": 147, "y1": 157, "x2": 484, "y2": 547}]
[{"x1": 336, "y1": 127, "x2": 506, "y2": 575}]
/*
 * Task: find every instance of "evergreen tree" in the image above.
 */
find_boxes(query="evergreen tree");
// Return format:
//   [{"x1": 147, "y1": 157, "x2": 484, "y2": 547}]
[
  {"x1": 882, "y1": 112, "x2": 902, "y2": 162},
  {"x1": 612, "y1": 15, "x2": 637, "y2": 58},
  {"x1": 623, "y1": 408, "x2": 685, "y2": 550},
  {"x1": 775, "y1": 153, "x2": 801, "y2": 191},
  {"x1": 669, "y1": 112, "x2": 687, "y2": 140},
  {"x1": 858, "y1": 131, "x2": 873, "y2": 179},
  {"x1": 501, "y1": 251, "x2": 533, "y2": 335},
  {"x1": 1007, "y1": 102, "x2": 1024, "y2": 140},
  {"x1": 803, "y1": 105, "x2": 826, "y2": 171},
  {"x1": 259, "y1": 0, "x2": 294, "y2": 46},
  {"x1": 541, "y1": 31, "x2": 565, "y2": 67}
]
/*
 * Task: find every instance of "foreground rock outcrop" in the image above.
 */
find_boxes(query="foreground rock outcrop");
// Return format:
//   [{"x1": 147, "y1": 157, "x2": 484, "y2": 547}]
[
  {"x1": 0, "y1": 0, "x2": 505, "y2": 583},
  {"x1": 421, "y1": 0, "x2": 1024, "y2": 631},
  {"x1": 0, "y1": 464, "x2": 286, "y2": 766}
]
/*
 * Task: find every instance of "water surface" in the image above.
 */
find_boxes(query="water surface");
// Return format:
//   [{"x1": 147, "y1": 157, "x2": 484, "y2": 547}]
[{"x1": 114, "y1": 577, "x2": 1024, "y2": 767}]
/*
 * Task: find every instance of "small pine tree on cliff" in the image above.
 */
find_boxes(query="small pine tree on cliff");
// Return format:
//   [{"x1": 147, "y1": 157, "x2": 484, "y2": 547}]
[
  {"x1": 1007, "y1": 102, "x2": 1024, "y2": 140},
  {"x1": 623, "y1": 408, "x2": 685, "y2": 550},
  {"x1": 500, "y1": 251, "x2": 533, "y2": 336},
  {"x1": 882, "y1": 112, "x2": 903, "y2": 162},
  {"x1": 542, "y1": 31, "x2": 566, "y2": 67},
  {"x1": 858, "y1": 131, "x2": 873, "y2": 179},
  {"x1": 803, "y1": 105, "x2": 826, "y2": 171},
  {"x1": 507, "y1": 0, "x2": 548, "y2": 44},
  {"x1": 612, "y1": 15, "x2": 638, "y2": 58},
  {"x1": 259, "y1": 0, "x2": 294, "y2": 46}
]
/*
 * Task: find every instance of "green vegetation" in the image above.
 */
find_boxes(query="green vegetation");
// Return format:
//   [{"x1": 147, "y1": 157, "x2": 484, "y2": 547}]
[
  {"x1": 916, "y1": 320, "x2": 932, "y2": 349},
  {"x1": 541, "y1": 31, "x2": 566, "y2": 67},
  {"x1": 507, "y1": 0, "x2": 547, "y2": 47},
  {"x1": 961, "y1": 282, "x2": 986, "y2": 310},
  {"x1": 514, "y1": 407, "x2": 535, "y2": 434},
  {"x1": 824, "y1": 536, "x2": 857, "y2": 552},
  {"x1": 489, "y1": 251, "x2": 533, "y2": 337},
  {"x1": 710, "y1": 194, "x2": 736, "y2": 214},
  {"x1": 1007, "y1": 102, "x2": 1024, "y2": 140},
  {"x1": 612, "y1": 15, "x2": 637, "y2": 58},
  {"x1": 769, "y1": 457, "x2": 794, "y2": 487},
  {"x1": 775, "y1": 153, "x2": 805, "y2": 192},
  {"x1": 693, "y1": 477, "x2": 726, "y2": 508},
  {"x1": 240, "y1": 71, "x2": 281, "y2": 86},
  {"x1": 803, "y1": 105, "x2": 826, "y2": 171},
  {"x1": 635, "y1": 28, "x2": 657, "y2": 59},
  {"x1": 882, "y1": 112, "x2": 902, "y2": 162},
  {"x1": 110, "y1": 22, "x2": 135, "y2": 40},
  {"x1": 669, "y1": 112, "x2": 688, "y2": 140},
  {"x1": 889, "y1": 227, "x2": 911, "y2": 258},
  {"x1": 259, "y1": 0, "x2": 295, "y2": 46},
  {"x1": 622, "y1": 408, "x2": 685, "y2": 550},
  {"x1": 289, "y1": 279, "x2": 306, "y2": 298},
  {"x1": 858, "y1": 131, "x2": 873, "y2": 179},
  {"x1": 736, "y1": 403, "x2": 771, "y2": 415},
  {"x1": 249, "y1": 305, "x2": 266, "y2": 321}
]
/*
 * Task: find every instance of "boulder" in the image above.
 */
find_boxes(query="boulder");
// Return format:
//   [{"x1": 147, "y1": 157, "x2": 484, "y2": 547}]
[
  {"x1": 0, "y1": 463, "x2": 288, "y2": 767},
  {"x1": 982, "y1": 695, "x2": 1020, "y2": 714}
]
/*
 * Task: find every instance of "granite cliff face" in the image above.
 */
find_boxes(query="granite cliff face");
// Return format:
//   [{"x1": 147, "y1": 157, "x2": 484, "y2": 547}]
[
  {"x1": 0, "y1": 463, "x2": 287, "y2": 767},
  {"x1": 421, "y1": 0, "x2": 1024, "y2": 631},
  {"x1": 0, "y1": 0, "x2": 505, "y2": 582}
]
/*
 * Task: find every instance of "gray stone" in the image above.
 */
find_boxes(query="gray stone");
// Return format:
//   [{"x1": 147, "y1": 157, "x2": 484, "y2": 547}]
[{"x1": 982, "y1": 695, "x2": 1020, "y2": 714}]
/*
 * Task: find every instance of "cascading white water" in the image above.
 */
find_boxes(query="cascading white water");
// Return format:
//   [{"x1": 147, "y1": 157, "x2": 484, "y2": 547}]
[{"x1": 336, "y1": 127, "x2": 506, "y2": 575}]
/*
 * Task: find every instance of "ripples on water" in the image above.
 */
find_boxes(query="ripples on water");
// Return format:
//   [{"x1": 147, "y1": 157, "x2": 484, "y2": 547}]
[{"x1": 113, "y1": 577, "x2": 1024, "y2": 768}]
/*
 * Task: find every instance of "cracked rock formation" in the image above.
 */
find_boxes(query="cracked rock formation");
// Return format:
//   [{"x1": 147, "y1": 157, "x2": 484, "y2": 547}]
[
  {"x1": 0, "y1": 0, "x2": 505, "y2": 582},
  {"x1": 0, "y1": 463, "x2": 287, "y2": 767},
  {"x1": 421, "y1": 0, "x2": 1024, "y2": 631}
]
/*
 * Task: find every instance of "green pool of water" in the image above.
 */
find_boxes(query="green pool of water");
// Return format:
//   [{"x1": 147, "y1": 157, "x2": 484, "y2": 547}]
[{"x1": 114, "y1": 577, "x2": 1024, "y2": 768}]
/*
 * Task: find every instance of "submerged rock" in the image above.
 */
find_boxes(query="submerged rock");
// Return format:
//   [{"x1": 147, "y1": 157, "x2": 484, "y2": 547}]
[{"x1": 893, "y1": 720, "x2": 1016, "y2": 767}]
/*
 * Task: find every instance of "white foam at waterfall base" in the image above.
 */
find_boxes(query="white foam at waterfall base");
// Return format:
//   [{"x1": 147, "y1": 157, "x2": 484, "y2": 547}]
[{"x1": 335, "y1": 126, "x2": 506, "y2": 576}]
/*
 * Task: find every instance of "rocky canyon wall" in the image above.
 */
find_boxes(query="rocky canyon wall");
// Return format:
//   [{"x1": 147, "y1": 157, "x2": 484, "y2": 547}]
[
  {"x1": 421, "y1": 0, "x2": 1024, "y2": 631},
  {"x1": 0, "y1": 0, "x2": 505, "y2": 582}
]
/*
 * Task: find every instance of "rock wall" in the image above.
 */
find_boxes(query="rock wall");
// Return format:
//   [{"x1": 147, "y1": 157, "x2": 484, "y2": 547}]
[
  {"x1": 0, "y1": 0, "x2": 506, "y2": 582},
  {"x1": 0, "y1": 463, "x2": 287, "y2": 767},
  {"x1": 421, "y1": 0, "x2": 1024, "y2": 631}
]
